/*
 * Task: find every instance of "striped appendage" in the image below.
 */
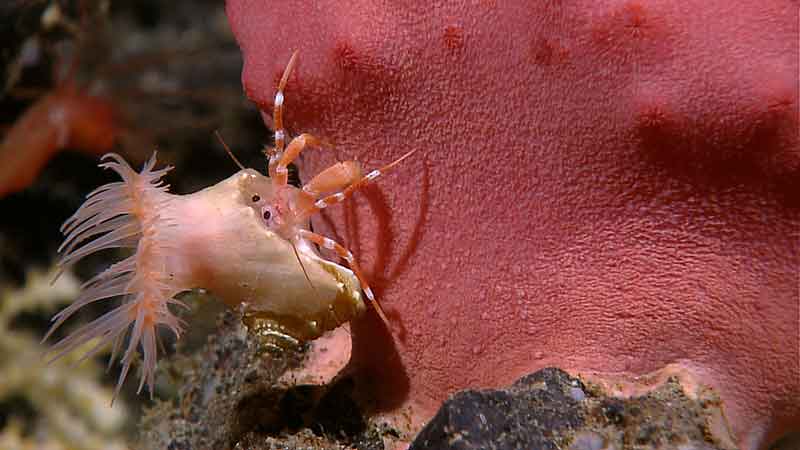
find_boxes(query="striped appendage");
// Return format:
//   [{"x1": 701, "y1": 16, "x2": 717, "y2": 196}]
[
  {"x1": 297, "y1": 229, "x2": 389, "y2": 326},
  {"x1": 264, "y1": 51, "x2": 416, "y2": 327},
  {"x1": 43, "y1": 153, "x2": 185, "y2": 399},
  {"x1": 297, "y1": 149, "x2": 417, "y2": 221},
  {"x1": 267, "y1": 50, "x2": 298, "y2": 179}
]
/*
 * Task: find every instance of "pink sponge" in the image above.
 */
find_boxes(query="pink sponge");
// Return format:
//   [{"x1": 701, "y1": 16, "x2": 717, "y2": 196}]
[{"x1": 227, "y1": 1, "x2": 799, "y2": 448}]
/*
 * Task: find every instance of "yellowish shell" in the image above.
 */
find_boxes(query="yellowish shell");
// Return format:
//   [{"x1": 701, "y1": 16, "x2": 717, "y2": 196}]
[{"x1": 165, "y1": 168, "x2": 366, "y2": 346}]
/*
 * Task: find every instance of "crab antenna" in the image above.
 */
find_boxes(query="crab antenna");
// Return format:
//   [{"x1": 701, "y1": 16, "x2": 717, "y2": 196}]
[
  {"x1": 289, "y1": 241, "x2": 352, "y2": 337},
  {"x1": 290, "y1": 241, "x2": 323, "y2": 311},
  {"x1": 214, "y1": 130, "x2": 245, "y2": 170}
]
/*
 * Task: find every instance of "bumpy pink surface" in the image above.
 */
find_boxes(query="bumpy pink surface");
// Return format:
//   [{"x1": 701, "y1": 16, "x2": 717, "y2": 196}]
[{"x1": 226, "y1": 1, "x2": 799, "y2": 447}]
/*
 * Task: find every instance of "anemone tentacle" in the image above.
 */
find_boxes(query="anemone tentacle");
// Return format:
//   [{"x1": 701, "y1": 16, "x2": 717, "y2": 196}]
[{"x1": 45, "y1": 153, "x2": 181, "y2": 398}]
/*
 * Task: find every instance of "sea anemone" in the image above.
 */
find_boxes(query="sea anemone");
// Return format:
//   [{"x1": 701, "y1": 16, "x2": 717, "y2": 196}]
[{"x1": 43, "y1": 153, "x2": 183, "y2": 398}]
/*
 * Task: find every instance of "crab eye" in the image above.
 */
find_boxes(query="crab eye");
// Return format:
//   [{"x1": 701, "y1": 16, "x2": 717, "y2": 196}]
[
  {"x1": 251, "y1": 194, "x2": 260, "y2": 203},
  {"x1": 260, "y1": 205, "x2": 277, "y2": 227}
]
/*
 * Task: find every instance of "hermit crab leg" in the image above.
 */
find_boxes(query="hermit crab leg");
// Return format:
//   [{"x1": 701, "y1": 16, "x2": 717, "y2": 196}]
[
  {"x1": 294, "y1": 161, "x2": 363, "y2": 211},
  {"x1": 268, "y1": 50, "x2": 299, "y2": 176},
  {"x1": 296, "y1": 229, "x2": 389, "y2": 327},
  {"x1": 297, "y1": 149, "x2": 417, "y2": 221},
  {"x1": 272, "y1": 133, "x2": 321, "y2": 187}
]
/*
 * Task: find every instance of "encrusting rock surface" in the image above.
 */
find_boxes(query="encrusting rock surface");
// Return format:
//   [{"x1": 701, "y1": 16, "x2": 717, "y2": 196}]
[
  {"x1": 142, "y1": 319, "x2": 740, "y2": 450},
  {"x1": 412, "y1": 367, "x2": 736, "y2": 450},
  {"x1": 139, "y1": 309, "x2": 386, "y2": 450}
]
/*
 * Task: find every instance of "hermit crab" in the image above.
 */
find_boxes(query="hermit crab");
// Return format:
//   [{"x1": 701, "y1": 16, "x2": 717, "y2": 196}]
[{"x1": 43, "y1": 51, "x2": 412, "y2": 396}]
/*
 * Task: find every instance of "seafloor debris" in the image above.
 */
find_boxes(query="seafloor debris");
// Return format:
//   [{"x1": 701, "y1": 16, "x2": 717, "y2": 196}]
[
  {"x1": 0, "y1": 267, "x2": 129, "y2": 450},
  {"x1": 142, "y1": 326, "x2": 745, "y2": 450},
  {"x1": 139, "y1": 307, "x2": 386, "y2": 450}
]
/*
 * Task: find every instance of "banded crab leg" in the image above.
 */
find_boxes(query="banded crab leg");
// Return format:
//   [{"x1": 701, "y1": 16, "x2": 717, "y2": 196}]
[
  {"x1": 293, "y1": 150, "x2": 417, "y2": 325},
  {"x1": 268, "y1": 50, "x2": 299, "y2": 177},
  {"x1": 297, "y1": 149, "x2": 417, "y2": 221},
  {"x1": 272, "y1": 133, "x2": 322, "y2": 187},
  {"x1": 293, "y1": 160, "x2": 363, "y2": 211},
  {"x1": 297, "y1": 229, "x2": 389, "y2": 326},
  {"x1": 266, "y1": 51, "x2": 334, "y2": 188}
]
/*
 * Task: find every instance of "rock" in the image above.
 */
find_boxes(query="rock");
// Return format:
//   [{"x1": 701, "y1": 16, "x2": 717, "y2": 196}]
[
  {"x1": 139, "y1": 308, "x2": 386, "y2": 450},
  {"x1": 410, "y1": 368, "x2": 736, "y2": 450}
]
